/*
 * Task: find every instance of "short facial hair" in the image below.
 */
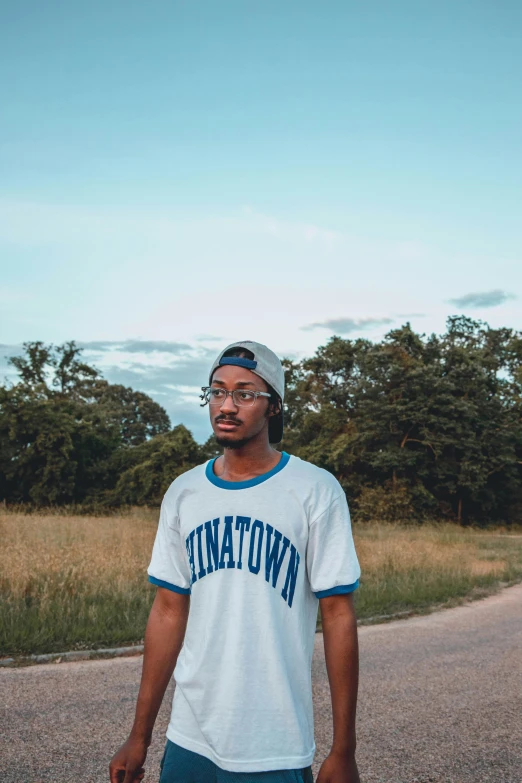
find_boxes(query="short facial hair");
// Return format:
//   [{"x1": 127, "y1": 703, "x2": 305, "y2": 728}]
[{"x1": 215, "y1": 434, "x2": 254, "y2": 449}]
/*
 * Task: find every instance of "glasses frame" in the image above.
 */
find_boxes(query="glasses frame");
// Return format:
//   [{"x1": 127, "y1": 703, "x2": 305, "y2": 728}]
[{"x1": 201, "y1": 386, "x2": 272, "y2": 407}]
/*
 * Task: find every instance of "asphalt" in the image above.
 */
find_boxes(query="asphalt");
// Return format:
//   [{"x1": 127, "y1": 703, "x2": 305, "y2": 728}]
[{"x1": 1, "y1": 584, "x2": 521, "y2": 783}]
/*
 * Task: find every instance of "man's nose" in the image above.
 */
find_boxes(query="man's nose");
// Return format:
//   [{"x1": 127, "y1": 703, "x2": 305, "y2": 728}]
[{"x1": 220, "y1": 392, "x2": 239, "y2": 413}]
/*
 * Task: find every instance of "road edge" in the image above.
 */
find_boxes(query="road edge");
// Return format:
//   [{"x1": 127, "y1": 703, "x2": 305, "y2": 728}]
[{"x1": 3, "y1": 577, "x2": 521, "y2": 668}]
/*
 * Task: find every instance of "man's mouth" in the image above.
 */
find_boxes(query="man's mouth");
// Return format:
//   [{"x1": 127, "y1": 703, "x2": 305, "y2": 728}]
[{"x1": 215, "y1": 418, "x2": 241, "y2": 430}]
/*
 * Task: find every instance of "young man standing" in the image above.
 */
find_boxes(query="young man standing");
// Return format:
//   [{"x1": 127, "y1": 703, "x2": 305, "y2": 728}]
[{"x1": 110, "y1": 340, "x2": 361, "y2": 783}]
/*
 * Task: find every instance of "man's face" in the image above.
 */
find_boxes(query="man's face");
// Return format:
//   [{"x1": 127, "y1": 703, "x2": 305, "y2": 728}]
[{"x1": 208, "y1": 364, "x2": 275, "y2": 448}]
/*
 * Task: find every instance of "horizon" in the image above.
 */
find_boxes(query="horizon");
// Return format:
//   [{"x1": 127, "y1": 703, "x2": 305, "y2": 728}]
[{"x1": 1, "y1": 312, "x2": 518, "y2": 443}]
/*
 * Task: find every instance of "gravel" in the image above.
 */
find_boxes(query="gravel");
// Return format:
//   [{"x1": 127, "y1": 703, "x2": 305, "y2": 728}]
[{"x1": 1, "y1": 583, "x2": 521, "y2": 783}]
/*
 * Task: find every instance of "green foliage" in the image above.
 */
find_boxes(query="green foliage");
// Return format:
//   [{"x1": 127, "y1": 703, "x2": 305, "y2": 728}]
[
  {"x1": 355, "y1": 480, "x2": 419, "y2": 524},
  {"x1": 90, "y1": 381, "x2": 171, "y2": 446},
  {"x1": 0, "y1": 341, "x2": 175, "y2": 505},
  {"x1": 2, "y1": 318, "x2": 521, "y2": 521},
  {"x1": 0, "y1": 386, "x2": 119, "y2": 504},
  {"x1": 108, "y1": 425, "x2": 204, "y2": 506},
  {"x1": 281, "y1": 316, "x2": 522, "y2": 525}
]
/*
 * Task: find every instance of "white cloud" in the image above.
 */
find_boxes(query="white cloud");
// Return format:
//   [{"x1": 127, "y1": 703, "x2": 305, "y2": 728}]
[
  {"x1": 303, "y1": 316, "x2": 395, "y2": 334},
  {"x1": 0, "y1": 199, "x2": 343, "y2": 250},
  {"x1": 448, "y1": 289, "x2": 517, "y2": 309}
]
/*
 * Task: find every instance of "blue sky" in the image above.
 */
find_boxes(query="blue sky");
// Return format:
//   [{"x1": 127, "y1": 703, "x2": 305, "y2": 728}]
[{"x1": 1, "y1": 1, "x2": 521, "y2": 441}]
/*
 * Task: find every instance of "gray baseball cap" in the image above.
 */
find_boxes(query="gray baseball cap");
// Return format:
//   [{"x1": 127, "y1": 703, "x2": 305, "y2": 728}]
[{"x1": 208, "y1": 340, "x2": 285, "y2": 443}]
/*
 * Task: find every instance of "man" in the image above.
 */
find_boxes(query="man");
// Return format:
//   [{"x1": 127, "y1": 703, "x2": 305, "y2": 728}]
[{"x1": 110, "y1": 340, "x2": 361, "y2": 783}]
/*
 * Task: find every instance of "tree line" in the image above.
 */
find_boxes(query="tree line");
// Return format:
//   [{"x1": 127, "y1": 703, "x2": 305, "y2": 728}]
[
  {"x1": 1, "y1": 315, "x2": 521, "y2": 525},
  {"x1": 0, "y1": 341, "x2": 217, "y2": 508}
]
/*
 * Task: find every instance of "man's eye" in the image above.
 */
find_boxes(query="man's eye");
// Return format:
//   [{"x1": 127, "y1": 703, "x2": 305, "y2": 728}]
[
  {"x1": 239, "y1": 392, "x2": 254, "y2": 400},
  {"x1": 211, "y1": 389, "x2": 225, "y2": 397}
]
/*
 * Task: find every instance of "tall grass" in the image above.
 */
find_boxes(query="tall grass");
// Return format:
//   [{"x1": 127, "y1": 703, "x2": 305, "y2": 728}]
[
  {"x1": 345, "y1": 521, "x2": 522, "y2": 623},
  {"x1": 1, "y1": 508, "x2": 159, "y2": 656},
  {"x1": 1, "y1": 510, "x2": 521, "y2": 656}
]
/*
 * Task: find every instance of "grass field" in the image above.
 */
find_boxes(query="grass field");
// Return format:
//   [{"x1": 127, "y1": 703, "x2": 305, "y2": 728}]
[{"x1": 1, "y1": 509, "x2": 521, "y2": 656}]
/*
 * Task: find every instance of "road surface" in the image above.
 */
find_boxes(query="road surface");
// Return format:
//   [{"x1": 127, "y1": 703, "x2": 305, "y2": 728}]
[{"x1": 1, "y1": 584, "x2": 521, "y2": 782}]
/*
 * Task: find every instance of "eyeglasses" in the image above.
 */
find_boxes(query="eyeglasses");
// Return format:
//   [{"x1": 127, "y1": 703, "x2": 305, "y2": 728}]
[{"x1": 201, "y1": 386, "x2": 272, "y2": 407}]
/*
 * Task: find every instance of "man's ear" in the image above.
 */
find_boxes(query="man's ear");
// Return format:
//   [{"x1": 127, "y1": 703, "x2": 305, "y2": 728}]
[{"x1": 268, "y1": 398, "x2": 282, "y2": 418}]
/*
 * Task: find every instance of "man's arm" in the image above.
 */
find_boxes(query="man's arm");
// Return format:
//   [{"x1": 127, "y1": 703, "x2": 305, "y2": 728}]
[
  {"x1": 131, "y1": 587, "x2": 190, "y2": 743},
  {"x1": 317, "y1": 592, "x2": 360, "y2": 783},
  {"x1": 109, "y1": 587, "x2": 190, "y2": 783}
]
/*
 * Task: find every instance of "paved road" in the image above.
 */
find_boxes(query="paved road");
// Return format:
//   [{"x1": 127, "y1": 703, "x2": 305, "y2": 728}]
[{"x1": 1, "y1": 584, "x2": 521, "y2": 783}]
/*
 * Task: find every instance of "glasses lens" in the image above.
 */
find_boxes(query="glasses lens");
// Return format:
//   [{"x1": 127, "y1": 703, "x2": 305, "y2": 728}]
[
  {"x1": 208, "y1": 388, "x2": 227, "y2": 404},
  {"x1": 233, "y1": 390, "x2": 256, "y2": 406}
]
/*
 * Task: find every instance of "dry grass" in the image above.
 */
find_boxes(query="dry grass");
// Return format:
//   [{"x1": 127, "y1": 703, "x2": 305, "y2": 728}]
[
  {"x1": 356, "y1": 523, "x2": 511, "y2": 579},
  {"x1": 350, "y1": 520, "x2": 522, "y2": 622},
  {"x1": 0, "y1": 508, "x2": 160, "y2": 656},
  {"x1": 2, "y1": 510, "x2": 522, "y2": 655},
  {"x1": 1, "y1": 507, "x2": 159, "y2": 598}
]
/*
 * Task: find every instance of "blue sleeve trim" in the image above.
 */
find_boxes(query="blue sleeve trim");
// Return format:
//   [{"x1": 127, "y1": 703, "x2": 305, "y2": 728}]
[
  {"x1": 148, "y1": 575, "x2": 191, "y2": 594},
  {"x1": 314, "y1": 578, "x2": 359, "y2": 598}
]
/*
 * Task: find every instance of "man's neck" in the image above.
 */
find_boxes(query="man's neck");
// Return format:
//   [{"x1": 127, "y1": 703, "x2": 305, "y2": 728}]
[{"x1": 214, "y1": 438, "x2": 282, "y2": 482}]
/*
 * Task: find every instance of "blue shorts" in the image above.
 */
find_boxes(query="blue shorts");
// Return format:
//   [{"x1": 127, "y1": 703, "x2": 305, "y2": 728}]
[{"x1": 159, "y1": 739, "x2": 314, "y2": 783}]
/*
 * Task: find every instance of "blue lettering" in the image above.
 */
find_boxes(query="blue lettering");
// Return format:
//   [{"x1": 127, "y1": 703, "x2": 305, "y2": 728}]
[
  {"x1": 185, "y1": 515, "x2": 300, "y2": 606},
  {"x1": 195, "y1": 524, "x2": 206, "y2": 579},
  {"x1": 205, "y1": 518, "x2": 220, "y2": 574},
  {"x1": 248, "y1": 519, "x2": 264, "y2": 574},
  {"x1": 265, "y1": 524, "x2": 290, "y2": 588},
  {"x1": 185, "y1": 529, "x2": 197, "y2": 585},
  {"x1": 281, "y1": 544, "x2": 300, "y2": 607},
  {"x1": 235, "y1": 516, "x2": 251, "y2": 569},
  {"x1": 219, "y1": 516, "x2": 236, "y2": 569}
]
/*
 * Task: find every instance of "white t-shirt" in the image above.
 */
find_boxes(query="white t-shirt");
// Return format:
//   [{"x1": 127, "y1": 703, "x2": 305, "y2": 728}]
[{"x1": 147, "y1": 451, "x2": 361, "y2": 773}]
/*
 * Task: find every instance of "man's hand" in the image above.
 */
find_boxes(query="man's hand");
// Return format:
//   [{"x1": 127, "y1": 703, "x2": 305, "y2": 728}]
[
  {"x1": 109, "y1": 734, "x2": 148, "y2": 783},
  {"x1": 316, "y1": 750, "x2": 361, "y2": 783}
]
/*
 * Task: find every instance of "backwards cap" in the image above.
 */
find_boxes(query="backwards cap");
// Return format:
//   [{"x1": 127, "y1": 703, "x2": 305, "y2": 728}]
[{"x1": 208, "y1": 340, "x2": 285, "y2": 443}]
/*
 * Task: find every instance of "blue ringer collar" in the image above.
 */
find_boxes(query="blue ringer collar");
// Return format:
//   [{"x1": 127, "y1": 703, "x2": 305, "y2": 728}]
[{"x1": 205, "y1": 451, "x2": 291, "y2": 490}]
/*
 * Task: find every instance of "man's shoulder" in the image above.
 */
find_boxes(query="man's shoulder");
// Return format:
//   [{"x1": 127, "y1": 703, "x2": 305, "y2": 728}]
[
  {"x1": 286, "y1": 453, "x2": 343, "y2": 496},
  {"x1": 163, "y1": 460, "x2": 209, "y2": 501}
]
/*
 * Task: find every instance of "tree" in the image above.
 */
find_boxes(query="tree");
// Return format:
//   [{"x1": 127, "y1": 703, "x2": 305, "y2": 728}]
[
  {"x1": 107, "y1": 425, "x2": 203, "y2": 506},
  {"x1": 0, "y1": 383, "x2": 119, "y2": 504},
  {"x1": 8, "y1": 340, "x2": 99, "y2": 399},
  {"x1": 0, "y1": 341, "x2": 172, "y2": 504},
  {"x1": 90, "y1": 382, "x2": 171, "y2": 446},
  {"x1": 281, "y1": 316, "x2": 522, "y2": 525}
]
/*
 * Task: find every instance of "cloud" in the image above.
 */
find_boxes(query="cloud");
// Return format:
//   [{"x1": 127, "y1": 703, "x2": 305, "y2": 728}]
[
  {"x1": 1, "y1": 340, "x2": 194, "y2": 357},
  {"x1": 0, "y1": 341, "x2": 214, "y2": 443},
  {"x1": 234, "y1": 206, "x2": 343, "y2": 247},
  {"x1": 448, "y1": 289, "x2": 516, "y2": 309},
  {"x1": 79, "y1": 339, "x2": 192, "y2": 354},
  {"x1": 302, "y1": 316, "x2": 395, "y2": 334},
  {"x1": 89, "y1": 357, "x2": 214, "y2": 442},
  {"x1": 0, "y1": 199, "x2": 343, "y2": 251},
  {"x1": 103, "y1": 356, "x2": 212, "y2": 390}
]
